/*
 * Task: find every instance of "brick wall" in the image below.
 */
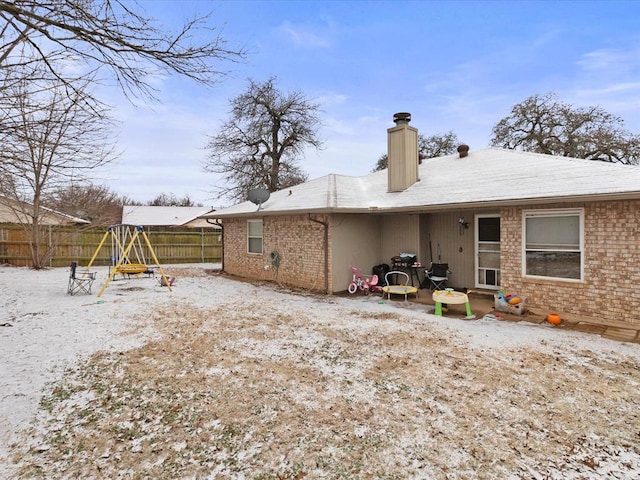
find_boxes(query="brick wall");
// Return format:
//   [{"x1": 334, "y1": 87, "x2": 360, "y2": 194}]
[
  {"x1": 223, "y1": 201, "x2": 640, "y2": 325},
  {"x1": 223, "y1": 214, "x2": 328, "y2": 292},
  {"x1": 501, "y1": 200, "x2": 640, "y2": 325}
]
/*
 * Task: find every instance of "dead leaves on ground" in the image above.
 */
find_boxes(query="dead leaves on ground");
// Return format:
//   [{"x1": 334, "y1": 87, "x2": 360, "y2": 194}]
[{"x1": 12, "y1": 295, "x2": 640, "y2": 479}]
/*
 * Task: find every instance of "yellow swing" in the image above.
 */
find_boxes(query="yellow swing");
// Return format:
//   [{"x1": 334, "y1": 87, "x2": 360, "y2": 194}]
[{"x1": 84, "y1": 224, "x2": 173, "y2": 297}]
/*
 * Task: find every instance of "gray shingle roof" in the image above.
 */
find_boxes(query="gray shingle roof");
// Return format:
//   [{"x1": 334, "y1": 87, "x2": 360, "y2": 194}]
[
  {"x1": 208, "y1": 148, "x2": 640, "y2": 217},
  {"x1": 123, "y1": 206, "x2": 217, "y2": 226}
]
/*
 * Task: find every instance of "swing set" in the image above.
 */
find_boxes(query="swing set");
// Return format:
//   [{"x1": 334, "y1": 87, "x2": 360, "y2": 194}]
[{"x1": 84, "y1": 224, "x2": 173, "y2": 297}]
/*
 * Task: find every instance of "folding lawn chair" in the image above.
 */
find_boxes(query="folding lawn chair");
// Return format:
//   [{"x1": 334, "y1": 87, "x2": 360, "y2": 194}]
[
  {"x1": 423, "y1": 263, "x2": 451, "y2": 291},
  {"x1": 67, "y1": 261, "x2": 96, "y2": 295}
]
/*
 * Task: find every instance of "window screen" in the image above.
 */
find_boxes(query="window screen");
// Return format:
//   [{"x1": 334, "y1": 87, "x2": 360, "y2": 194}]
[
  {"x1": 247, "y1": 220, "x2": 263, "y2": 254},
  {"x1": 524, "y1": 211, "x2": 582, "y2": 280}
]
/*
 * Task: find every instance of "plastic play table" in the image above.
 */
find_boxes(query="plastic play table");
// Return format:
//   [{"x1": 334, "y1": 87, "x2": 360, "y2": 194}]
[{"x1": 432, "y1": 289, "x2": 472, "y2": 317}]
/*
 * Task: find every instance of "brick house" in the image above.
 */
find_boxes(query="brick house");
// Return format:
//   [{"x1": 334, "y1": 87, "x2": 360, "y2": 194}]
[{"x1": 205, "y1": 113, "x2": 640, "y2": 328}]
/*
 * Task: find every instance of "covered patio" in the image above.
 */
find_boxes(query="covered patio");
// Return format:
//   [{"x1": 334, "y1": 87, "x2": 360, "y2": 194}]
[{"x1": 353, "y1": 287, "x2": 640, "y2": 344}]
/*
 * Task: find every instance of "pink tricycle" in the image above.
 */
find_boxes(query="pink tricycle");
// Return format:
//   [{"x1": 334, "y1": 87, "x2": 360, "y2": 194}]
[{"x1": 348, "y1": 266, "x2": 379, "y2": 295}]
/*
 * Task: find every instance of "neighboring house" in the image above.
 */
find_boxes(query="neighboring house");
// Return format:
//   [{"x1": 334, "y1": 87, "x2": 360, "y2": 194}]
[
  {"x1": 122, "y1": 205, "x2": 220, "y2": 229},
  {"x1": 0, "y1": 196, "x2": 90, "y2": 267},
  {"x1": 203, "y1": 113, "x2": 640, "y2": 327},
  {"x1": 0, "y1": 196, "x2": 90, "y2": 225},
  {"x1": 118, "y1": 205, "x2": 222, "y2": 267}
]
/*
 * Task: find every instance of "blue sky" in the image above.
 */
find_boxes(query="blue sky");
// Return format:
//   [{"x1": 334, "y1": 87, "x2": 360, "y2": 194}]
[{"x1": 99, "y1": 0, "x2": 640, "y2": 206}]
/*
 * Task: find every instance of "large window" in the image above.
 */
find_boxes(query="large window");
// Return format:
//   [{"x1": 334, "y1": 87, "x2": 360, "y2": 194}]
[
  {"x1": 524, "y1": 209, "x2": 583, "y2": 281},
  {"x1": 247, "y1": 219, "x2": 263, "y2": 254}
]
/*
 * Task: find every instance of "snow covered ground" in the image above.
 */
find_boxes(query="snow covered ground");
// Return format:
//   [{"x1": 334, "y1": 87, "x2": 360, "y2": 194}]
[{"x1": 1, "y1": 264, "x2": 639, "y2": 479}]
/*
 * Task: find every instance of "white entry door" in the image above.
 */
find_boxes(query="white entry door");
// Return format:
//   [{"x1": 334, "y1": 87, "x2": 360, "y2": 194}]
[{"x1": 475, "y1": 215, "x2": 501, "y2": 289}]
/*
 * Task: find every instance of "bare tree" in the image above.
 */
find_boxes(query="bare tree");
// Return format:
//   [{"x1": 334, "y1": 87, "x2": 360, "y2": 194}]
[
  {"x1": 372, "y1": 153, "x2": 389, "y2": 173},
  {"x1": 0, "y1": 0, "x2": 245, "y2": 103},
  {"x1": 419, "y1": 131, "x2": 460, "y2": 158},
  {"x1": 0, "y1": 69, "x2": 116, "y2": 268},
  {"x1": 43, "y1": 183, "x2": 134, "y2": 226},
  {"x1": 0, "y1": 1, "x2": 242, "y2": 267},
  {"x1": 147, "y1": 193, "x2": 200, "y2": 207},
  {"x1": 373, "y1": 131, "x2": 460, "y2": 171},
  {"x1": 204, "y1": 77, "x2": 323, "y2": 202},
  {"x1": 491, "y1": 92, "x2": 640, "y2": 164}
]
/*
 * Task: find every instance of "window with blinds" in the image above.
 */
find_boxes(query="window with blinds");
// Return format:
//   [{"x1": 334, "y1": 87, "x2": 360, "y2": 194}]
[
  {"x1": 524, "y1": 209, "x2": 583, "y2": 281},
  {"x1": 247, "y1": 219, "x2": 263, "y2": 254}
]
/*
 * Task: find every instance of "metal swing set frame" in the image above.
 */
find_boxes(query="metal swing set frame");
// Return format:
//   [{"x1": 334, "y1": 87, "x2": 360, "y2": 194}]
[{"x1": 83, "y1": 224, "x2": 173, "y2": 297}]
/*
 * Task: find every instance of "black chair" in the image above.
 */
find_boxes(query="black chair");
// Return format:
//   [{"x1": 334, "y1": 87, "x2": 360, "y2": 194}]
[
  {"x1": 423, "y1": 263, "x2": 450, "y2": 291},
  {"x1": 67, "y1": 261, "x2": 96, "y2": 295}
]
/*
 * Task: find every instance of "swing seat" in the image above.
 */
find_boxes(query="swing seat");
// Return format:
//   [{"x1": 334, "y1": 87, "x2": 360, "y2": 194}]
[
  {"x1": 93, "y1": 224, "x2": 170, "y2": 297},
  {"x1": 111, "y1": 263, "x2": 154, "y2": 279},
  {"x1": 114, "y1": 263, "x2": 148, "y2": 275}
]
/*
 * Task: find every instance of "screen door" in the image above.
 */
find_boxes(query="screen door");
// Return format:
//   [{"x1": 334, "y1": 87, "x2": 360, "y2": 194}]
[{"x1": 475, "y1": 215, "x2": 501, "y2": 289}]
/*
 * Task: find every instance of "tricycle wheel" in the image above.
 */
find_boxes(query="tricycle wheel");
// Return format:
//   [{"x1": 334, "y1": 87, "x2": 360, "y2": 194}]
[{"x1": 348, "y1": 282, "x2": 357, "y2": 294}]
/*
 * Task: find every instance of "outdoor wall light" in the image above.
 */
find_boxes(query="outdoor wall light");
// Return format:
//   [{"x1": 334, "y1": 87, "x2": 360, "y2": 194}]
[{"x1": 458, "y1": 216, "x2": 469, "y2": 236}]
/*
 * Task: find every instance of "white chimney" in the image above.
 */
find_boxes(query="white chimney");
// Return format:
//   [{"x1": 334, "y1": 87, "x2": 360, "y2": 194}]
[{"x1": 387, "y1": 112, "x2": 419, "y2": 192}]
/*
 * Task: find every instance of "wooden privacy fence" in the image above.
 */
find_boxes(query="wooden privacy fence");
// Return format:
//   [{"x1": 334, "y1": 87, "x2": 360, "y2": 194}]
[{"x1": 0, "y1": 224, "x2": 222, "y2": 267}]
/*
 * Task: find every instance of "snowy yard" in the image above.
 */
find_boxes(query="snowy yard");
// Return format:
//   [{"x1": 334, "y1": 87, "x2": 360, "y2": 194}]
[{"x1": 1, "y1": 264, "x2": 639, "y2": 479}]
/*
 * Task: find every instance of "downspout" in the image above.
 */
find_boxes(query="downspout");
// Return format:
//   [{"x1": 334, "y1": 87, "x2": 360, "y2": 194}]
[
  {"x1": 206, "y1": 219, "x2": 224, "y2": 271},
  {"x1": 309, "y1": 214, "x2": 329, "y2": 293}
]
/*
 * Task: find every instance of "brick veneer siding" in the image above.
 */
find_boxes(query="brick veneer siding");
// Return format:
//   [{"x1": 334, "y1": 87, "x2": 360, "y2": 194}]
[
  {"x1": 223, "y1": 214, "x2": 329, "y2": 292},
  {"x1": 500, "y1": 200, "x2": 640, "y2": 325}
]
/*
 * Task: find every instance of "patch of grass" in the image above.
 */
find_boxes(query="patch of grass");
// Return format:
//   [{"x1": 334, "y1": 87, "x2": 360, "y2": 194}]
[{"x1": 12, "y1": 292, "x2": 640, "y2": 479}]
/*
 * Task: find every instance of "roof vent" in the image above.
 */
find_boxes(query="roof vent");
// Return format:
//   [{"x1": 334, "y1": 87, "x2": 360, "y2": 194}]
[
  {"x1": 393, "y1": 112, "x2": 411, "y2": 125},
  {"x1": 457, "y1": 144, "x2": 470, "y2": 158}
]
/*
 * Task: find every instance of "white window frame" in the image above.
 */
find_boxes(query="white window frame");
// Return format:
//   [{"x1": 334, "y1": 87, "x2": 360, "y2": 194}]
[
  {"x1": 522, "y1": 208, "x2": 584, "y2": 282},
  {"x1": 475, "y1": 214, "x2": 501, "y2": 289},
  {"x1": 247, "y1": 219, "x2": 263, "y2": 254}
]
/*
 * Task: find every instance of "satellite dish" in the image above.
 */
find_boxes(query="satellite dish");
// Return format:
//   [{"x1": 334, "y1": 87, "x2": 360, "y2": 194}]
[{"x1": 247, "y1": 188, "x2": 270, "y2": 211}]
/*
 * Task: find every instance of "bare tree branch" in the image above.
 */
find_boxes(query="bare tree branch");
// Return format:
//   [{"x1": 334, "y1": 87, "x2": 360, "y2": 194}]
[
  {"x1": 0, "y1": 65, "x2": 117, "y2": 267},
  {"x1": 0, "y1": 0, "x2": 246, "y2": 102},
  {"x1": 204, "y1": 77, "x2": 323, "y2": 202},
  {"x1": 373, "y1": 131, "x2": 460, "y2": 171},
  {"x1": 491, "y1": 92, "x2": 640, "y2": 165},
  {"x1": 42, "y1": 182, "x2": 133, "y2": 226}
]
